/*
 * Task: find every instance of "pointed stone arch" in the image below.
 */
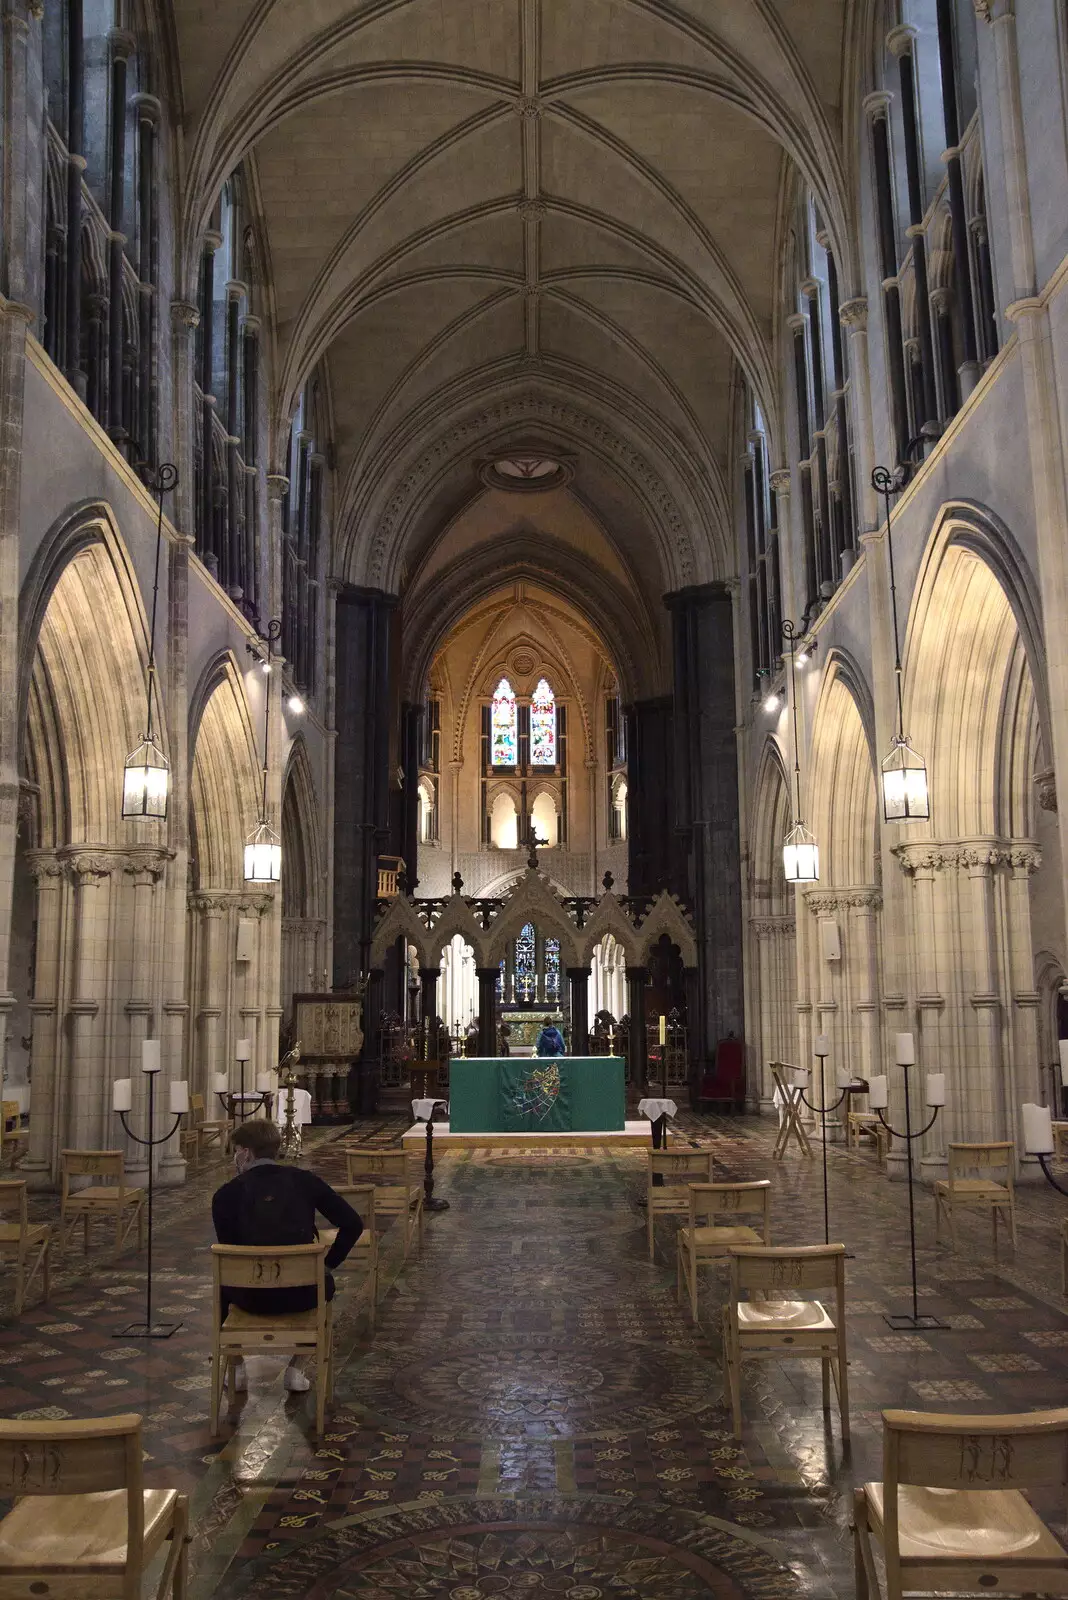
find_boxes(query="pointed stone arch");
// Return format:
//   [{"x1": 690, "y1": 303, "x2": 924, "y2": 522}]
[{"x1": 188, "y1": 656, "x2": 262, "y2": 892}]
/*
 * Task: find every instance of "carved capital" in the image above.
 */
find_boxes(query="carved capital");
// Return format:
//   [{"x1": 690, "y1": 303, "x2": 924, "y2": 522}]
[
  {"x1": 838, "y1": 296, "x2": 868, "y2": 331},
  {"x1": 68, "y1": 853, "x2": 114, "y2": 881},
  {"x1": 24, "y1": 850, "x2": 63, "y2": 884},
  {"x1": 1008, "y1": 845, "x2": 1042, "y2": 874},
  {"x1": 959, "y1": 845, "x2": 1004, "y2": 872},
  {"x1": 886, "y1": 22, "x2": 917, "y2": 56},
  {"x1": 266, "y1": 474, "x2": 289, "y2": 501},
  {"x1": 189, "y1": 892, "x2": 227, "y2": 914},
  {"x1": 769, "y1": 469, "x2": 791, "y2": 494},
  {"x1": 1035, "y1": 767, "x2": 1057, "y2": 813},
  {"x1": 750, "y1": 915, "x2": 796, "y2": 939},
  {"x1": 170, "y1": 299, "x2": 200, "y2": 330},
  {"x1": 893, "y1": 843, "x2": 958, "y2": 874}
]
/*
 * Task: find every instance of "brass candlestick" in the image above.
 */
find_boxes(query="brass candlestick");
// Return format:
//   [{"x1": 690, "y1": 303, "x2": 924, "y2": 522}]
[{"x1": 278, "y1": 1041, "x2": 303, "y2": 1159}]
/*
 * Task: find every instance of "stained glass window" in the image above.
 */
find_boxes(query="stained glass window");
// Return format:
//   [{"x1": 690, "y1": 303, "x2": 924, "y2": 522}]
[
  {"x1": 531, "y1": 678, "x2": 556, "y2": 766},
  {"x1": 491, "y1": 678, "x2": 517, "y2": 766},
  {"x1": 515, "y1": 921, "x2": 536, "y2": 1003},
  {"x1": 544, "y1": 937, "x2": 560, "y2": 1003}
]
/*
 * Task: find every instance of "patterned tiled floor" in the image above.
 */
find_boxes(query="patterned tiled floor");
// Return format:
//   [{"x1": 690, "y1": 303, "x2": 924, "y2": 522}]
[{"x1": 2, "y1": 1116, "x2": 1068, "y2": 1597}]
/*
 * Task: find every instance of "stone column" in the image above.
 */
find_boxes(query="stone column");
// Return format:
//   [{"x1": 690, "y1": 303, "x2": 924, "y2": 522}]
[
  {"x1": 122, "y1": 850, "x2": 169, "y2": 1184},
  {"x1": 977, "y1": 0, "x2": 1034, "y2": 300},
  {"x1": 894, "y1": 845, "x2": 951, "y2": 1172},
  {"x1": 849, "y1": 892, "x2": 883, "y2": 1086},
  {"x1": 1006, "y1": 845, "x2": 1042, "y2": 1165},
  {"x1": 66, "y1": 855, "x2": 112, "y2": 1151},
  {"x1": 567, "y1": 966, "x2": 590, "y2": 1054},
  {"x1": 191, "y1": 895, "x2": 225, "y2": 1096},
  {"x1": 960, "y1": 846, "x2": 1003, "y2": 1150},
  {"x1": 21, "y1": 853, "x2": 62, "y2": 1187},
  {"x1": 0, "y1": 300, "x2": 33, "y2": 1103},
  {"x1": 2, "y1": 0, "x2": 43, "y2": 307},
  {"x1": 476, "y1": 968, "x2": 498, "y2": 1057},
  {"x1": 626, "y1": 965, "x2": 648, "y2": 1088},
  {"x1": 419, "y1": 966, "x2": 439, "y2": 1027},
  {"x1": 838, "y1": 299, "x2": 878, "y2": 531},
  {"x1": 769, "y1": 471, "x2": 796, "y2": 640}
]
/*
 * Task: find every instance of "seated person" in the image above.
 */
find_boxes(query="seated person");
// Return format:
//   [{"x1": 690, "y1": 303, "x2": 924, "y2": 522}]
[
  {"x1": 212, "y1": 1119, "x2": 362, "y2": 1394},
  {"x1": 535, "y1": 1016, "x2": 566, "y2": 1057}
]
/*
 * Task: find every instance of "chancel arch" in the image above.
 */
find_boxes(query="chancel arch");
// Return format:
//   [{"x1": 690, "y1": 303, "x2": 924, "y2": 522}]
[
  {"x1": 895, "y1": 519, "x2": 1055, "y2": 1146},
  {"x1": 16, "y1": 529, "x2": 168, "y2": 1180},
  {"x1": 802, "y1": 661, "x2": 882, "y2": 1085},
  {"x1": 187, "y1": 659, "x2": 274, "y2": 1096},
  {"x1": 747, "y1": 740, "x2": 796, "y2": 1108}
]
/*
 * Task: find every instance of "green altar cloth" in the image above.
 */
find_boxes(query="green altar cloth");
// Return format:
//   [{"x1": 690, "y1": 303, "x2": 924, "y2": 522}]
[{"x1": 448, "y1": 1057, "x2": 626, "y2": 1133}]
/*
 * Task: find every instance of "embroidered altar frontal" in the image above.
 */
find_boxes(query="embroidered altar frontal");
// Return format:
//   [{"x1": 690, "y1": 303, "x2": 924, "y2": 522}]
[{"x1": 448, "y1": 1057, "x2": 626, "y2": 1133}]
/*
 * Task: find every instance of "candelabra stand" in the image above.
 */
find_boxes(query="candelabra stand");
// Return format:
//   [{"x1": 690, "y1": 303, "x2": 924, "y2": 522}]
[
  {"x1": 113, "y1": 1069, "x2": 183, "y2": 1339},
  {"x1": 412, "y1": 1097, "x2": 450, "y2": 1211},
  {"x1": 1035, "y1": 1154, "x2": 1068, "y2": 1199},
  {"x1": 794, "y1": 1060, "x2": 851, "y2": 1248},
  {"x1": 278, "y1": 1042, "x2": 303, "y2": 1160},
  {"x1": 875, "y1": 1068, "x2": 948, "y2": 1331}
]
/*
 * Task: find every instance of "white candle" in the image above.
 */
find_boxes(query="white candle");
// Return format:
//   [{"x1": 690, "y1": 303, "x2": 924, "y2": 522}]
[
  {"x1": 836, "y1": 1066, "x2": 851, "y2": 1091},
  {"x1": 141, "y1": 1038, "x2": 161, "y2": 1074},
  {"x1": 925, "y1": 1072, "x2": 946, "y2": 1108},
  {"x1": 255, "y1": 1072, "x2": 271, "y2": 1093},
  {"x1": 869, "y1": 1075, "x2": 889, "y2": 1110},
  {"x1": 169, "y1": 1080, "x2": 189, "y2": 1115},
  {"x1": 814, "y1": 1033, "x2": 830, "y2": 1058},
  {"x1": 112, "y1": 1078, "x2": 132, "y2": 1113},
  {"x1": 1059, "y1": 1040, "x2": 1068, "y2": 1087},
  {"x1": 895, "y1": 1032, "x2": 915, "y2": 1066},
  {"x1": 658, "y1": 1015, "x2": 666, "y2": 1046},
  {"x1": 1022, "y1": 1102, "x2": 1054, "y2": 1156},
  {"x1": 235, "y1": 1039, "x2": 251, "y2": 1062},
  {"x1": 211, "y1": 1072, "x2": 228, "y2": 1096}
]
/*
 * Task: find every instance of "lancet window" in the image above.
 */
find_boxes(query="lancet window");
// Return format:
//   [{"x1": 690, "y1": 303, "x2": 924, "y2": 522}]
[
  {"x1": 491, "y1": 679, "x2": 518, "y2": 767},
  {"x1": 530, "y1": 679, "x2": 556, "y2": 766}
]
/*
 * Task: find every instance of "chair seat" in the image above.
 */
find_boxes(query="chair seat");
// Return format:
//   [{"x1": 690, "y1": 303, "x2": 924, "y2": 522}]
[
  {"x1": 935, "y1": 1179, "x2": 1010, "y2": 1198},
  {"x1": 64, "y1": 1187, "x2": 144, "y2": 1205},
  {"x1": 222, "y1": 1306, "x2": 320, "y2": 1334},
  {"x1": 682, "y1": 1225, "x2": 763, "y2": 1250},
  {"x1": 864, "y1": 1482, "x2": 1068, "y2": 1564},
  {"x1": 0, "y1": 1222, "x2": 48, "y2": 1245},
  {"x1": 737, "y1": 1297, "x2": 835, "y2": 1332},
  {"x1": 0, "y1": 1488, "x2": 178, "y2": 1571}
]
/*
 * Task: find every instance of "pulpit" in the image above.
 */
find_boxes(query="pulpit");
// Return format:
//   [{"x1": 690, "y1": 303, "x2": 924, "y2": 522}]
[{"x1": 291, "y1": 993, "x2": 367, "y2": 1120}]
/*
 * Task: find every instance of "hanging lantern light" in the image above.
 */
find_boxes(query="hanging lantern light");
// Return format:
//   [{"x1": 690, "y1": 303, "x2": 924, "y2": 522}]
[
  {"x1": 122, "y1": 465, "x2": 177, "y2": 824},
  {"x1": 244, "y1": 619, "x2": 284, "y2": 884},
  {"x1": 122, "y1": 736, "x2": 170, "y2": 819},
  {"x1": 881, "y1": 734, "x2": 930, "y2": 822},
  {"x1": 872, "y1": 465, "x2": 931, "y2": 826},
  {"x1": 783, "y1": 821, "x2": 820, "y2": 883},
  {"x1": 780, "y1": 619, "x2": 820, "y2": 885},
  {"x1": 244, "y1": 820, "x2": 282, "y2": 883}
]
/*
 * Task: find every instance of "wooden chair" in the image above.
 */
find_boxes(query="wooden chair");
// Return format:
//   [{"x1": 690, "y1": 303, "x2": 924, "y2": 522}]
[
  {"x1": 179, "y1": 1093, "x2": 227, "y2": 1166},
  {"x1": 0, "y1": 1179, "x2": 51, "y2": 1316},
  {"x1": 645, "y1": 1149, "x2": 714, "y2": 1262},
  {"x1": 854, "y1": 1407, "x2": 1068, "y2": 1600},
  {"x1": 210, "y1": 1242, "x2": 334, "y2": 1437},
  {"x1": 409, "y1": 1061, "x2": 443, "y2": 1101},
  {"x1": 345, "y1": 1151, "x2": 424, "y2": 1260},
  {"x1": 1052, "y1": 1121, "x2": 1068, "y2": 1163},
  {"x1": 1, "y1": 1101, "x2": 28, "y2": 1169},
  {"x1": 722, "y1": 1243, "x2": 849, "y2": 1442},
  {"x1": 934, "y1": 1141, "x2": 1016, "y2": 1259},
  {"x1": 0, "y1": 1412, "x2": 189, "y2": 1599},
  {"x1": 769, "y1": 1062, "x2": 813, "y2": 1159},
  {"x1": 676, "y1": 1180, "x2": 771, "y2": 1323},
  {"x1": 848, "y1": 1109, "x2": 892, "y2": 1170},
  {"x1": 59, "y1": 1150, "x2": 145, "y2": 1259},
  {"x1": 322, "y1": 1183, "x2": 379, "y2": 1326}
]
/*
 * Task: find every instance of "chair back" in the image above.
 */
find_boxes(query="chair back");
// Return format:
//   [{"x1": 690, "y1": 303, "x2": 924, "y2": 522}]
[
  {"x1": 60, "y1": 1149, "x2": 125, "y2": 1195},
  {"x1": 728, "y1": 1243, "x2": 845, "y2": 1300},
  {"x1": 189, "y1": 1092, "x2": 206, "y2": 1118},
  {"x1": 346, "y1": 1150, "x2": 412, "y2": 1185},
  {"x1": 0, "y1": 1179, "x2": 28, "y2": 1232},
  {"x1": 211, "y1": 1241, "x2": 327, "y2": 1293},
  {"x1": 647, "y1": 1150, "x2": 713, "y2": 1186},
  {"x1": 335, "y1": 1183, "x2": 376, "y2": 1232},
  {"x1": 688, "y1": 1180, "x2": 770, "y2": 1233},
  {"x1": 0, "y1": 1414, "x2": 145, "y2": 1574},
  {"x1": 883, "y1": 1407, "x2": 1068, "y2": 1492},
  {"x1": 947, "y1": 1141, "x2": 1013, "y2": 1187},
  {"x1": 2, "y1": 1101, "x2": 20, "y2": 1126}
]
